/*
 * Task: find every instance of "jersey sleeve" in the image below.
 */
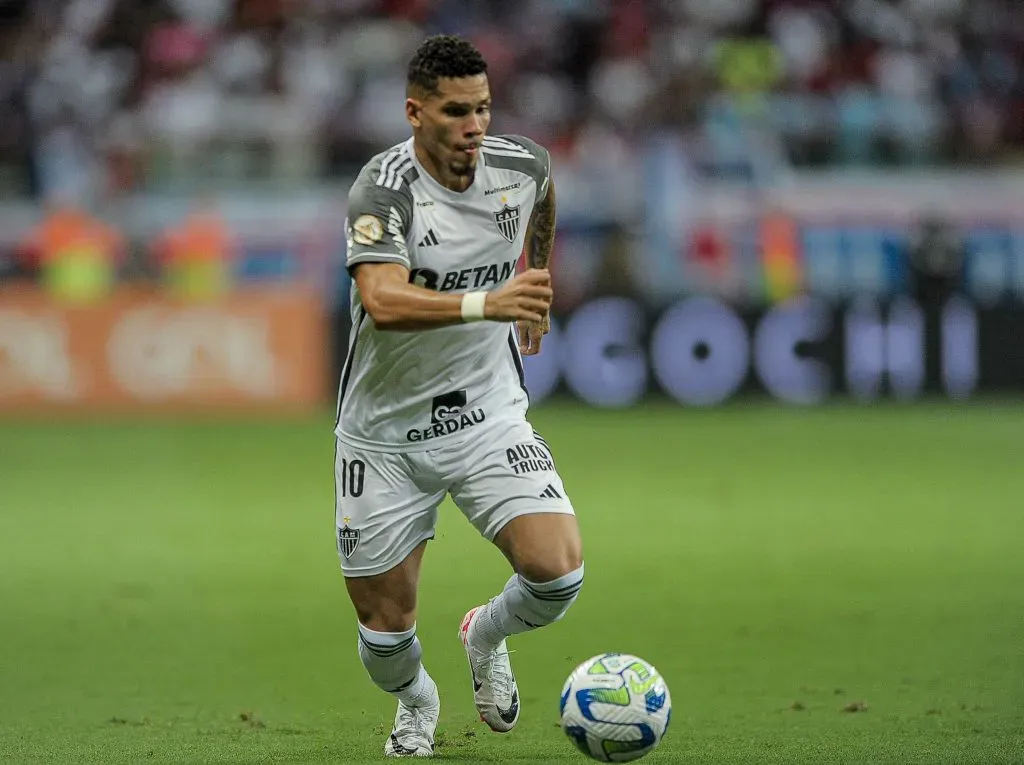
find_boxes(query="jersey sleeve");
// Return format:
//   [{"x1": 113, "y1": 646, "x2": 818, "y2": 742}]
[
  {"x1": 502, "y1": 134, "x2": 552, "y2": 199},
  {"x1": 345, "y1": 172, "x2": 414, "y2": 272}
]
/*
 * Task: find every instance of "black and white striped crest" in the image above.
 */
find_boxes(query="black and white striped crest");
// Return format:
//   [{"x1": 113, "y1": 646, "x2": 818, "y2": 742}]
[
  {"x1": 338, "y1": 525, "x2": 360, "y2": 559},
  {"x1": 494, "y1": 204, "x2": 521, "y2": 243}
]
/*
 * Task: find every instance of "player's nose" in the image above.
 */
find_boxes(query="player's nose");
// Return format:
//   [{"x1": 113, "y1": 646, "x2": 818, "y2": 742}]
[{"x1": 465, "y1": 113, "x2": 484, "y2": 136}]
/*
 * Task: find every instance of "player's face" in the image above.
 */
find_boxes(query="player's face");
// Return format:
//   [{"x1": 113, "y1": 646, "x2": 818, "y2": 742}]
[{"x1": 408, "y1": 74, "x2": 491, "y2": 182}]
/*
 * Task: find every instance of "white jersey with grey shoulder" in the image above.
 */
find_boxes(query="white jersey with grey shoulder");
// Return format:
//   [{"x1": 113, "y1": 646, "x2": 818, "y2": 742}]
[{"x1": 335, "y1": 134, "x2": 552, "y2": 453}]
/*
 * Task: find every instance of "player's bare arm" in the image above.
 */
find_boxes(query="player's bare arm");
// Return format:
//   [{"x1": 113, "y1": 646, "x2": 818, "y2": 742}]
[
  {"x1": 526, "y1": 179, "x2": 556, "y2": 271},
  {"x1": 519, "y1": 179, "x2": 557, "y2": 355},
  {"x1": 355, "y1": 262, "x2": 553, "y2": 331}
]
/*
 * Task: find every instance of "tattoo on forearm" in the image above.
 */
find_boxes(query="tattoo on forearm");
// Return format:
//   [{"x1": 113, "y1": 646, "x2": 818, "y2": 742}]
[{"x1": 527, "y1": 184, "x2": 556, "y2": 269}]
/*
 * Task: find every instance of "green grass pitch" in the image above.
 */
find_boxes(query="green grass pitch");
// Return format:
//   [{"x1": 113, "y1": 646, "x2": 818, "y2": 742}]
[{"x1": 2, "y1": 401, "x2": 1023, "y2": 764}]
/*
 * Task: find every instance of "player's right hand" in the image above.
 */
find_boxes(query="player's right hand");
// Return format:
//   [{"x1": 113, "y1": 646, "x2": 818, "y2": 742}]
[{"x1": 485, "y1": 268, "x2": 552, "y2": 323}]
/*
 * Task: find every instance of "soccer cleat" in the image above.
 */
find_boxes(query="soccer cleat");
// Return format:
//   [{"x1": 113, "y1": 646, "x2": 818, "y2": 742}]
[
  {"x1": 383, "y1": 697, "x2": 439, "y2": 758},
  {"x1": 459, "y1": 606, "x2": 520, "y2": 733}
]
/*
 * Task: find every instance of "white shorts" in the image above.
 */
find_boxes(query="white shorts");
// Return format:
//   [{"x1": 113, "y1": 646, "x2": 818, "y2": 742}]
[{"x1": 334, "y1": 417, "x2": 575, "y2": 577}]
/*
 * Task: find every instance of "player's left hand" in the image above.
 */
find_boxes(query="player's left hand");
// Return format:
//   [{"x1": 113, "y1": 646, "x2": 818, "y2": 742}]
[{"x1": 517, "y1": 312, "x2": 550, "y2": 356}]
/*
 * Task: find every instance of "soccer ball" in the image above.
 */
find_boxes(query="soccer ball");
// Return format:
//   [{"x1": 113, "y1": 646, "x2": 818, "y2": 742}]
[{"x1": 559, "y1": 653, "x2": 672, "y2": 762}]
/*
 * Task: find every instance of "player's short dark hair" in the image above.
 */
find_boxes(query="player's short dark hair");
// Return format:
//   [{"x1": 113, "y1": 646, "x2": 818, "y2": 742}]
[{"x1": 407, "y1": 35, "x2": 488, "y2": 95}]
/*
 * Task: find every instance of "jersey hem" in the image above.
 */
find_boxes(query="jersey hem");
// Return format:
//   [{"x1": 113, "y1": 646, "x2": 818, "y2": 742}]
[{"x1": 335, "y1": 411, "x2": 526, "y2": 454}]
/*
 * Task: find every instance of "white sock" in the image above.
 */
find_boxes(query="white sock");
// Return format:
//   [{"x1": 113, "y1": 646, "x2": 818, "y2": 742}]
[
  {"x1": 357, "y1": 623, "x2": 438, "y2": 708},
  {"x1": 470, "y1": 564, "x2": 585, "y2": 652}
]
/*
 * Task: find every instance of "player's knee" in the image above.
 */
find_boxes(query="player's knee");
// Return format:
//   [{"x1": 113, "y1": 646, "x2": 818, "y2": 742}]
[
  {"x1": 349, "y1": 594, "x2": 416, "y2": 633},
  {"x1": 515, "y1": 529, "x2": 583, "y2": 585},
  {"x1": 518, "y1": 559, "x2": 581, "y2": 587},
  {"x1": 357, "y1": 607, "x2": 416, "y2": 634},
  {"x1": 345, "y1": 572, "x2": 418, "y2": 633},
  {"x1": 516, "y1": 561, "x2": 584, "y2": 627}
]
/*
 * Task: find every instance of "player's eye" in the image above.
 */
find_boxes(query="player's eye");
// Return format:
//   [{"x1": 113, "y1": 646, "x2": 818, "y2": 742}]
[{"x1": 444, "y1": 106, "x2": 469, "y2": 117}]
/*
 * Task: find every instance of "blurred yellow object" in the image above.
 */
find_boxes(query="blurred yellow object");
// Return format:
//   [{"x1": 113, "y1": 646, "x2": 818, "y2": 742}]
[
  {"x1": 163, "y1": 259, "x2": 230, "y2": 300},
  {"x1": 715, "y1": 38, "x2": 782, "y2": 95},
  {"x1": 41, "y1": 247, "x2": 115, "y2": 303},
  {"x1": 156, "y1": 208, "x2": 234, "y2": 301},
  {"x1": 22, "y1": 205, "x2": 122, "y2": 304}
]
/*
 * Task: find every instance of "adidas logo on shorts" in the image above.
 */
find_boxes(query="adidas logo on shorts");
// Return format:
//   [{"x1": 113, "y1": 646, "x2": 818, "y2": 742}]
[{"x1": 539, "y1": 484, "x2": 562, "y2": 500}]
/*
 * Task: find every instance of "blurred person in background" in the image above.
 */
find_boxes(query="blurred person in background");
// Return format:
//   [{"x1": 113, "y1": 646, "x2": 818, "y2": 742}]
[
  {"x1": 333, "y1": 34, "x2": 583, "y2": 758},
  {"x1": 907, "y1": 212, "x2": 967, "y2": 390},
  {"x1": 908, "y1": 212, "x2": 966, "y2": 306}
]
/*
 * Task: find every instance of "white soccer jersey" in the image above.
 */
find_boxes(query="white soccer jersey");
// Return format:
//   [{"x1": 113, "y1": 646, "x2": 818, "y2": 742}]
[{"x1": 335, "y1": 134, "x2": 552, "y2": 452}]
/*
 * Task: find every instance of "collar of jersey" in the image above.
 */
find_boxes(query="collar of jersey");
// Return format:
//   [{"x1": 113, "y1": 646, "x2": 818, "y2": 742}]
[{"x1": 407, "y1": 137, "x2": 484, "y2": 201}]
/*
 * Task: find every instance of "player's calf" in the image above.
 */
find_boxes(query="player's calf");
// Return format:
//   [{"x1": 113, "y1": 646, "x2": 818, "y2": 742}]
[
  {"x1": 472, "y1": 564, "x2": 585, "y2": 648},
  {"x1": 358, "y1": 623, "x2": 440, "y2": 756}
]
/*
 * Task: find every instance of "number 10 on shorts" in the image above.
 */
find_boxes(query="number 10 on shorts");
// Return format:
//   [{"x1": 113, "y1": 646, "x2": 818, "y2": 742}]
[{"x1": 339, "y1": 458, "x2": 366, "y2": 498}]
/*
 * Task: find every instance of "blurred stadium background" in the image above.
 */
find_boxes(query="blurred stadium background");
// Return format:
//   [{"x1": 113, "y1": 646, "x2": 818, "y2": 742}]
[
  {"x1": 2, "y1": 1, "x2": 1023, "y2": 763},
  {"x1": 3, "y1": 0, "x2": 1024, "y2": 406}
]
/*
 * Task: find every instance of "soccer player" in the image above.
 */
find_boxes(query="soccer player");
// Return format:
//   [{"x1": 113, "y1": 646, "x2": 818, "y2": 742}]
[{"x1": 334, "y1": 34, "x2": 584, "y2": 757}]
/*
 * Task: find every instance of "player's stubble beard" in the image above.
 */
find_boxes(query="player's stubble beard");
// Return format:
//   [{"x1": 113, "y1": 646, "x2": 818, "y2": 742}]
[
  {"x1": 449, "y1": 156, "x2": 475, "y2": 180},
  {"x1": 443, "y1": 133, "x2": 477, "y2": 184},
  {"x1": 417, "y1": 123, "x2": 480, "y2": 190},
  {"x1": 433, "y1": 146, "x2": 476, "y2": 190}
]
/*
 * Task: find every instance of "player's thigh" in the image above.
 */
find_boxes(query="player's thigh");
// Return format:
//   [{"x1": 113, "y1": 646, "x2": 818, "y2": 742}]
[
  {"x1": 448, "y1": 420, "x2": 576, "y2": 546},
  {"x1": 334, "y1": 440, "x2": 445, "y2": 583}
]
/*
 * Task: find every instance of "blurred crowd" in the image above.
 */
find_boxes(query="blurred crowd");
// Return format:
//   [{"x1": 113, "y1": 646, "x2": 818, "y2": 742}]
[{"x1": 0, "y1": 0, "x2": 1023, "y2": 203}]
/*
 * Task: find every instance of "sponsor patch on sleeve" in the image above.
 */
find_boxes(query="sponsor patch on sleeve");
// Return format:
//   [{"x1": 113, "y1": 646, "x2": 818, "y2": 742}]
[{"x1": 352, "y1": 214, "x2": 384, "y2": 245}]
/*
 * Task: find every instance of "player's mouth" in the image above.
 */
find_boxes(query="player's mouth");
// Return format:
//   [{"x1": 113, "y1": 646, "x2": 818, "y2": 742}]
[{"x1": 455, "y1": 144, "x2": 479, "y2": 158}]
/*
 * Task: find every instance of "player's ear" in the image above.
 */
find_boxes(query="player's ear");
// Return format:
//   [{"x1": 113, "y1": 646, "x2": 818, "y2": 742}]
[{"x1": 406, "y1": 98, "x2": 423, "y2": 129}]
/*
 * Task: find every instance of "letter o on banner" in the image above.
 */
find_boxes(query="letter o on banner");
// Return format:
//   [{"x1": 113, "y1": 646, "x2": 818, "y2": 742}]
[
  {"x1": 562, "y1": 297, "x2": 647, "y2": 408},
  {"x1": 651, "y1": 297, "x2": 749, "y2": 406}
]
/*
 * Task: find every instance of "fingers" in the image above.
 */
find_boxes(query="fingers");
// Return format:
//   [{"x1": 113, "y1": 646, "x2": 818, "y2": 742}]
[
  {"x1": 524, "y1": 323, "x2": 545, "y2": 356},
  {"x1": 518, "y1": 268, "x2": 551, "y2": 285},
  {"x1": 516, "y1": 319, "x2": 543, "y2": 355},
  {"x1": 517, "y1": 310, "x2": 545, "y2": 324},
  {"x1": 520, "y1": 284, "x2": 554, "y2": 301},
  {"x1": 515, "y1": 311, "x2": 550, "y2": 356},
  {"x1": 520, "y1": 298, "x2": 551, "y2": 316},
  {"x1": 499, "y1": 268, "x2": 555, "y2": 337}
]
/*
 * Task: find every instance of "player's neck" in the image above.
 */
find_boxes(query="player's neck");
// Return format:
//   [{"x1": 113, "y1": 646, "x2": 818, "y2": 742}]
[{"x1": 413, "y1": 140, "x2": 474, "y2": 193}]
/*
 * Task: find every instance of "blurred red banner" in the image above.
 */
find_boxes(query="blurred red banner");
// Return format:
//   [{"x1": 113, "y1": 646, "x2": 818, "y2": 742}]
[{"x1": 0, "y1": 286, "x2": 327, "y2": 413}]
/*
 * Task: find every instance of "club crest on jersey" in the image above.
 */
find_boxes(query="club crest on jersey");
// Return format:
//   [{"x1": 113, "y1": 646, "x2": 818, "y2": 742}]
[
  {"x1": 494, "y1": 202, "x2": 520, "y2": 243},
  {"x1": 338, "y1": 519, "x2": 360, "y2": 559}
]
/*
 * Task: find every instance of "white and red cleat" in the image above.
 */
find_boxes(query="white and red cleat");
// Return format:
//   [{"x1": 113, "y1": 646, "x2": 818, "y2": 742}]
[{"x1": 459, "y1": 606, "x2": 520, "y2": 733}]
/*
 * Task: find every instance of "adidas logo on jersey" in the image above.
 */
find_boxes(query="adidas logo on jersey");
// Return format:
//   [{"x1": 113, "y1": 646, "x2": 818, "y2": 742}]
[{"x1": 418, "y1": 229, "x2": 440, "y2": 247}]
